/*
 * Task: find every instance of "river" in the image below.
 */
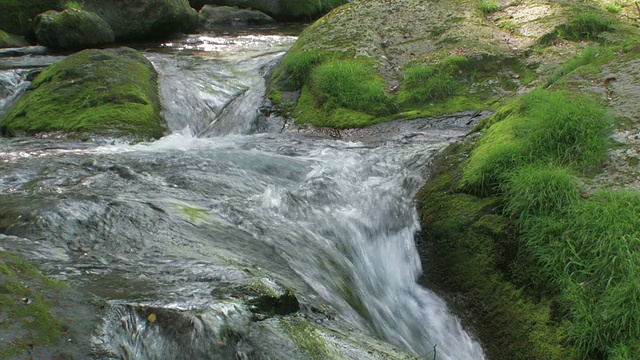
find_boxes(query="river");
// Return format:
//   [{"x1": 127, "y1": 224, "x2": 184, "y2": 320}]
[{"x1": 0, "y1": 26, "x2": 485, "y2": 360}]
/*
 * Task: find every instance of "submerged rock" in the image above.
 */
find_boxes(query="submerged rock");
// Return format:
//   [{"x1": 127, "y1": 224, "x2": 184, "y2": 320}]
[
  {"x1": 212, "y1": 277, "x2": 300, "y2": 315},
  {"x1": 34, "y1": 9, "x2": 114, "y2": 49},
  {"x1": 83, "y1": 0, "x2": 199, "y2": 40},
  {"x1": 0, "y1": 47, "x2": 165, "y2": 139},
  {"x1": 0, "y1": 30, "x2": 29, "y2": 48},
  {"x1": 199, "y1": 5, "x2": 274, "y2": 27}
]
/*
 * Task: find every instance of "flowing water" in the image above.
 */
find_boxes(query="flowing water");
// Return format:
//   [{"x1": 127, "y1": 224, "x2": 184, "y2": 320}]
[{"x1": 0, "y1": 28, "x2": 485, "y2": 360}]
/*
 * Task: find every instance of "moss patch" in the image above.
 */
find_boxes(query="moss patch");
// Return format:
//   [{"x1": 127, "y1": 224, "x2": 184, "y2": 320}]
[
  {"x1": 280, "y1": 317, "x2": 329, "y2": 359},
  {"x1": 416, "y1": 141, "x2": 570, "y2": 360},
  {"x1": 0, "y1": 29, "x2": 29, "y2": 48},
  {"x1": 0, "y1": 252, "x2": 65, "y2": 358},
  {"x1": 34, "y1": 8, "x2": 114, "y2": 49},
  {"x1": 0, "y1": 47, "x2": 165, "y2": 139}
]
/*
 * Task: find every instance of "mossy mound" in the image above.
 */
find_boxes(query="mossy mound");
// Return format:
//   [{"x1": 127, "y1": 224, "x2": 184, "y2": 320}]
[
  {"x1": 0, "y1": 251, "x2": 66, "y2": 358},
  {"x1": 83, "y1": 0, "x2": 199, "y2": 41},
  {"x1": 269, "y1": 0, "x2": 640, "y2": 129},
  {"x1": 0, "y1": 30, "x2": 29, "y2": 48},
  {"x1": 34, "y1": 9, "x2": 114, "y2": 49},
  {"x1": 0, "y1": 47, "x2": 165, "y2": 139},
  {"x1": 189, "y1": 0, "x2": 348, "y2": 20}
]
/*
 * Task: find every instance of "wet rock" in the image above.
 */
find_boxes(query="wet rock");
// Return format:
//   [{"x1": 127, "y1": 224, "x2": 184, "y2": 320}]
[
  {"x1": 0, "y1": 47, "x2": 165, "y2": 139},
  {"x1": 212, "y1": 277, "x2": 300, "y2": 315},
  {"x1": 0, "y1": 30, "x2": 29, "y2": 48},
  {"x1": 189, "y1": 0, "x2": 348, "y2": 21},
  {"x1": 0, "y1": 45, "x2": 48, "y2": 58},
  {"x1": 83, "y1": 0, "x2": 199, "y2": 41},
  {"x1": 34, "y1": 9, "x2": 114, "y2": 49},
  {"x1": 0, "y1": 251, "x2": 96, "y2": 359},
  {"x1": 199, "y1": 5, "x2": 274, "y2": 27}
]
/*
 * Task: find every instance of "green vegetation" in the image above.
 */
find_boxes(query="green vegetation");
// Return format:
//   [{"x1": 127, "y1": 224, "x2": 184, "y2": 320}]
[
  {"x1": 60, "y1": 0, "x2": 82, "y2": 11},
  {"x1": 280, "y1": 317, "x2": 329, "y2": 359},
  {"x1": 309, "y1": 58, "x2": 395, "y2": 116},
  {"x1": 0, "y1": 47, "x2": 164, "y2": 139},
  {"x1": 0, "y1": 251, "x2": 65, "y2": 358},
  {"x1": 604, "y1": 3, "x2": 621, "y2": 13},
  {"x1": 478, "y1": 0, "x2": 501, "y2": 14},
  {"x1": 398, "y1": 55, "x2": 468, "y2": 106},
  {"x1": 274, "y1": 50, "x2": 325, "y2": 91},
  {"x1": 421, "y1": 83, "x2": 640, "y2": 358},
  {"x1": 462, "y1": 89, "x2": 611, "y2": 196},
  {"x1": 568, "y1": 11, "x2": 615, "y2": 39},
  {"x1": 417, "y1": 142, "x2": 570, "y2": 360},
  {"x1": 281, "y1": 55, "x2": 396, "y2": 128},
  {"x1": 0, "y1": 29, "x2": 28, "y2": 48},
  {"x1": 545, "y1": 45, "x2": 604, "y2": 86}
]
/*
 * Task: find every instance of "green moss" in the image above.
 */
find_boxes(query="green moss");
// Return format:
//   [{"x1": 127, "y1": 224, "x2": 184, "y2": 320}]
[
  {"x1": 0, "y1": 0, "x2": 57, "y2": 36},
  {"x1": 416, "y1": 142, "x2": 570, "y2": 360},
  {"x1": 0, "y1": 29, "x2": 28, "y2": 47},
  {"x1": 0, "y1": 47, "x2": 164, "y2": 139},
  {"x1": 34, "y1": 8, "x2": 114, "y2": 49},
  {"x1": 545, "y1": 45, "x2": 606, "y2": 87},
  {"x1": 0, "y1": 252, "x2": 65, "y2": 358},
  {"x1": 280, "y1": 317, "x2": 329, "y2": 359},
  {"x1": 179, "y1": 206, "x2": 207, "y2": 223}
]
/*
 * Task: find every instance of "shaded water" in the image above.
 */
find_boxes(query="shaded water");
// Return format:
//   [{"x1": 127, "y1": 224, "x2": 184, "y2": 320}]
[{"x1": 0, "y1": 30, "x2": 485, "y2": 359}]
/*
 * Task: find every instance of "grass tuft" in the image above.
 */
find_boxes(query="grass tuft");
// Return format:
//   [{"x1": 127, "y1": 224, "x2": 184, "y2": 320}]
[
  {"x1": 546, "y1": 45, "x2": 603, "y2": 87},
  {"x1": 478, "y1": 0, "x2": 501, "y2": 14},
  {"x1": 462, "y1": 89, "x2": 612, "y2": 196},
  {"x1": 59, "y1": 0, "x2": 82, "y2": 11},
  {"x1": 565, "y1": 11, "x2": 615, "y2": 40},
  {"x1": 398, "y1": 55, "x2": 468, "y2": 106},
  {"x1": 309, "y1": 58, "x2": 395, "y2": 117},
  {"x1": 274, "y1": 50, "x2": 324, "y2": 91}
]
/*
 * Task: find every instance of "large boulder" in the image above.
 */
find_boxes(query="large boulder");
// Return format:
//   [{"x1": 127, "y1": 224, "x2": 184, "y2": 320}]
[
  {"x1": 189, "y1": 0, "x2": 348, "y2": 21},
  {"x1": 83, "y1": 0, "x2": 199, "y2": 40},
  {"x1": 34, "y1": 9, "x2": 114, "y2": 49},
  {"x1": 199, "y1": 5, "x2": 274, "y2": 27},
  {"x1": 0, "y1": 47, "x2": 165, "y2": 139},
  {"x1": 0, "y1": 30, "x2": 29, "y2": 48}
]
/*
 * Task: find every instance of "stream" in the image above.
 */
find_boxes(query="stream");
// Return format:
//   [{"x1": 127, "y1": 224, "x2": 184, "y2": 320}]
[{"x1": 0, "y1": 26, "x2": 486, "y2": 360}]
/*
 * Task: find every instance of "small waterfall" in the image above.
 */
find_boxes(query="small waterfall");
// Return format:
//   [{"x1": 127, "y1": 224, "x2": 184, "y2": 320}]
[{"x1": 0, "y1": 69, "x2": 31, "y2": 118}]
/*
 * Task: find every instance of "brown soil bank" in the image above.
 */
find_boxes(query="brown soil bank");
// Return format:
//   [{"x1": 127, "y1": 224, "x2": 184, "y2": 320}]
[{"x1": 271, "y1": 0, "x2": 640, "y2": 358}]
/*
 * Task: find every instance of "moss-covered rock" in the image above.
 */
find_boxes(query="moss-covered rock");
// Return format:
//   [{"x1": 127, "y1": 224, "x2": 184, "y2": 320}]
[
  {"x1": 0, "y1": 47, "x2": 165, "y2": 139},
  {"x1": 0, "y1": 251, "x2": 63, "y2": 358},
  {"x1": 0, "y1": 30, "x2": 29, "y2": 48},
  {"x1": 34, "y1": 9, "x2": 114, "y2": 49},
  {"x1": 416, "y1": 140, "x2": 571, "y2": 360},
  {"x1": 199, "y1": 5, "x2": 274, "y2": 27},
  {"x1": 189, "y1": 0, "x2": 347, "y2": 20},
  {"x1": 269, "y1": 0, "x2": 640, "y2": 129},
  {"x1": 0, "y1": 0, "x2": 56, "y2": 37},
  {"x1": 83, "y1": 0, "x2": 199, "y2": 41}
]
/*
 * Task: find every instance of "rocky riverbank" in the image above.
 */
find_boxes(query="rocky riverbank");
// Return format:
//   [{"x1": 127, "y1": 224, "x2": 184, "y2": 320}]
[{"x1": 266, "y1": 0, "x2": 640, "y2": 358}]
